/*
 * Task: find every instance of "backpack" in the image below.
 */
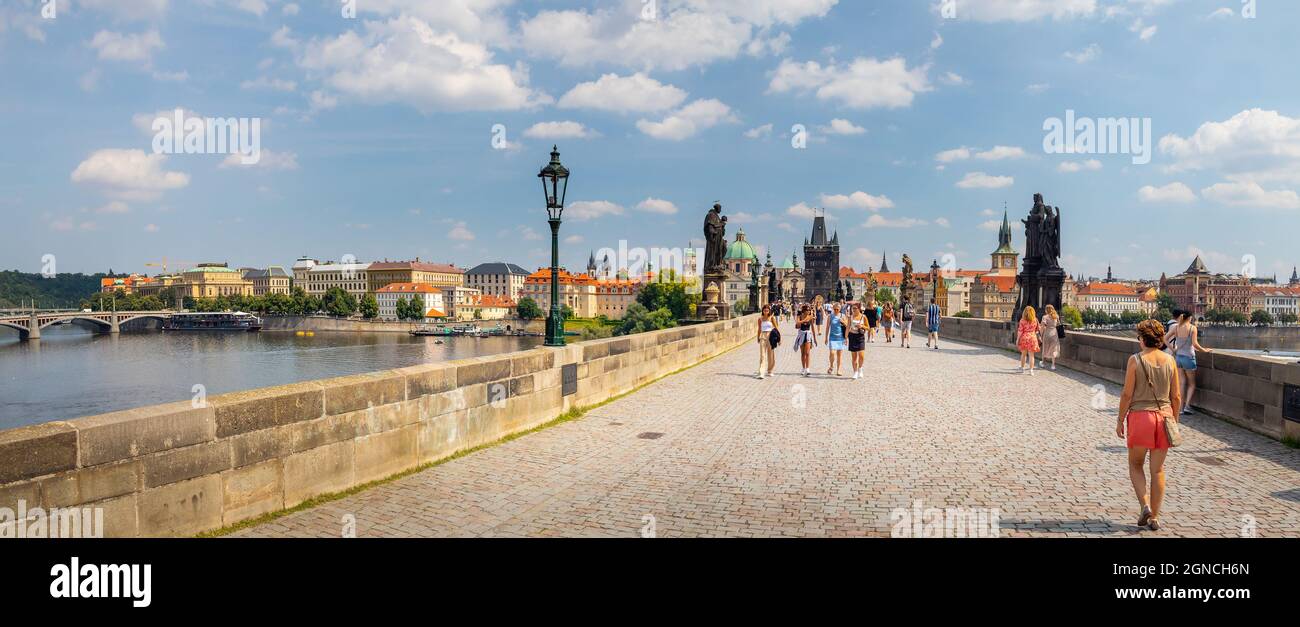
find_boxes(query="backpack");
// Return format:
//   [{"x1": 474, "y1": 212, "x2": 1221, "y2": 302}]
[{"x1": 902, "y1": 303, "x2": 914, "y2": 321}]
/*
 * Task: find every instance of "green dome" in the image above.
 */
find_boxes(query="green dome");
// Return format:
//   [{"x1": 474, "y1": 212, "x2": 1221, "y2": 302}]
[
  {"x1": 724, "y1": 229, "x2": 758, "y2": 262},
  {"x1": 777, "y1": 257, "x2": 795, "y2": 270}
]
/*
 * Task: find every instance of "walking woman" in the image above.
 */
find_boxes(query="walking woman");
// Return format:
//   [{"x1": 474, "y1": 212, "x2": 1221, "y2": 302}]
[
  {"x1": 824, "y1": 302, "x2": 847, "y2": 376},
  {"x1": 864, "y1": 298, "x2": 879, "y2": 344},
  {"x1": 881, "y1": 302, "x2": 896, "y2": 344},
  {"x1": 899, "y1": 297, "x2": 915, "y2": 348},
  {"x1": 1017, "y1": 306, "x2": 1041, "y2": 375},
  {"x1": 1116, "y1": 319, "x2": 1182, "y2": 531},
  {"x1": 1040, "y1": 304, "x2": 1061, "y2": 371},
  {"x1": 846, "y1": 303, "x2": 867, "y2": 379},
  {"x1": 795, "y1": 303, "x2": 816, "y2": 377},
  {"x1": 756, "y1": 304, "x2": 777, "y2": 379},
  {"x1": 1165, "y1": 312, "x2": 1211, "y2": 415}
]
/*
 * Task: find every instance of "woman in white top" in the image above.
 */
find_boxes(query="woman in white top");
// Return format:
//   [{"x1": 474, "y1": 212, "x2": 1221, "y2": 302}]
[
  {"x1": 756, "y1": 304, "x2": 778, "y2": 379},
  {"x1": 1164, "y1": 311, "x2": 1211, "y2": 415}
]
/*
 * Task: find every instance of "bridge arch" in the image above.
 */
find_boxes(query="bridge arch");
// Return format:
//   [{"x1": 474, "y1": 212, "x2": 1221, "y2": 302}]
[
  {"x1": 39, "y1": 316, "x2": 113, "y2": 332},
  {"x1": 117, "y1": 314, "x2": 169, "y2": 328},
  {"x1": 0, "y1": 320, "x2": 29, "y2": 338}
]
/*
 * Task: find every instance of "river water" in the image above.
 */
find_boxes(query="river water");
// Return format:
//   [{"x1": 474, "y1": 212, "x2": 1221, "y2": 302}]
[{"x1": 0, "y1": 326, "x2": 542, "y2": 431}]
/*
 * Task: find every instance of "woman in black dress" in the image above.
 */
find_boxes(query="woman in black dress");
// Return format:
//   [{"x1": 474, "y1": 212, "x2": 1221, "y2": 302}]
[{"x1": 847, "y1": 303, "x2": 867, "y2": 380}]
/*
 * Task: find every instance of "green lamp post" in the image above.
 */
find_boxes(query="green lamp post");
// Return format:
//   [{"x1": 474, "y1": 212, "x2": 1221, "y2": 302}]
[{"x1": 539, "y1": 146, "x2": 570, "y2": 347}]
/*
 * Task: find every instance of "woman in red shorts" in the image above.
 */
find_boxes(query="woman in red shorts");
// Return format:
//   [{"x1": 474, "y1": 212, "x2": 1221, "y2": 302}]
[{"x1": 1116, "y1": 319, "x2": 1182, "y2": 531}]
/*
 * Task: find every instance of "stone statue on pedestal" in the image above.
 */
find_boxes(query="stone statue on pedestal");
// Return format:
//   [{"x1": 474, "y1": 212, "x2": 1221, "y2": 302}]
[{"x1": 703, "y1": 203, "x2": 728, "y2": 274}]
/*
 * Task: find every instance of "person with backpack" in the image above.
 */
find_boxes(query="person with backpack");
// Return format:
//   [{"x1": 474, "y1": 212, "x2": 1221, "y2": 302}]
[{"x1": 899, "y1": 297, "x2": 915, "y2": 349}]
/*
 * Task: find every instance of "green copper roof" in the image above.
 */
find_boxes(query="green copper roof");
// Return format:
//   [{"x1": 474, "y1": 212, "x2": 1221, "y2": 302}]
[
  {"x1": 724, "y1": 229, "x2": 758, "y2": 261},
  {"x1": 777, "y1": 257, "x2": 795, "y2": 270}
]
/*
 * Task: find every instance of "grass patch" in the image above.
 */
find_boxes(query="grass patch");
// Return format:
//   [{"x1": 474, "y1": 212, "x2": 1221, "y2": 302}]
[
  {"x1": 198, "y1": 340, "x2": 742, "y2": 538},
  {"x1": 1283, "y1": 435, "x2": 1300, "y2": 450}
]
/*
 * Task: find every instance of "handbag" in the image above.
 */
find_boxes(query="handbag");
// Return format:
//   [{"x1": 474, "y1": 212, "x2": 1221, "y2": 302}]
[
  {"x1": 1056, "y1": 320, "x2": 1066, "y2": 339},
  {"x1": 1136, "y1": 354, "x2": 1182, "y2": 447},
  {"x1": 768, "y1": 326, "x2": 781, "y2": 348}
]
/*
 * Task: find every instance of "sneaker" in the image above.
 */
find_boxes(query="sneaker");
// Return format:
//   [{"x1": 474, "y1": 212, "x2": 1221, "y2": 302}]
[
  {"x1": 757, "y1": 373, "x2": 765, "y2": 380},
  {"x1": 852, "y1": 371, "x2": 860, "y2": 380},
  {"x1": 1051, "y1": 364, "x2": 1057, "y2": 371},
  {"x1": 1029, "y1": 369, "x2": 1036, "y2": 376}
]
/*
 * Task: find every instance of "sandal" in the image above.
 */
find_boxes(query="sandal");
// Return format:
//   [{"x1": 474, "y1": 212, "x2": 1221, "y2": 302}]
[
  {"x1": 1137, "y1": 505, "x2": 1152, "y2": 528},
  {"x1": 1147, "y1": 517, "x2": 1161, "y2": 531}
]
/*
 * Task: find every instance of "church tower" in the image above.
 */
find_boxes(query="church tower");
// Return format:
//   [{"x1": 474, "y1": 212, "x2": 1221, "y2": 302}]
[
  {"x1": 990, "y1": 210, "x2": 1019, "y2": 277},
  {"x1": 803, "y1": 213, "x2": 840, "y2": 301}
]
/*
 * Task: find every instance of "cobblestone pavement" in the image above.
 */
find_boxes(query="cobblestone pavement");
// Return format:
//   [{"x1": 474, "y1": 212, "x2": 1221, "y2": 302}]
[{"x1": 238, "y1": 321, "x2": 1300, "y2": 538}]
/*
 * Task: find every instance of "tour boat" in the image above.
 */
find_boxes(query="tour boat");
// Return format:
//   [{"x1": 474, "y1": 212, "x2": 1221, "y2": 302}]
[{"x1": 164, "y1": 312, "x2": 263, "y2": 332}]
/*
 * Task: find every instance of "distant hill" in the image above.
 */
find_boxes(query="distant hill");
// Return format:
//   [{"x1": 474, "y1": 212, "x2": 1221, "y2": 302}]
[{"x1": 0, "y1": 270, "x2": 109, "y2": 309}]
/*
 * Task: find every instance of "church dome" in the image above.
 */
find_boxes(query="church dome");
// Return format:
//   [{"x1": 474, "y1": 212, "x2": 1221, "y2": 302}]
[{"x1": 725, "y1": 229, "x2": 758, "y2": 262}]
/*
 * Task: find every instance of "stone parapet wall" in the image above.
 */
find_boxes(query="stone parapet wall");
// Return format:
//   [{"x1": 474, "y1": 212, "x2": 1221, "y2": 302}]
[
  {"x1": 0, "y1": 316, "x2": 757, "y2": 537},
  {"x1": 938, "y1": 316, "x2": 1300, "y2": 442}
]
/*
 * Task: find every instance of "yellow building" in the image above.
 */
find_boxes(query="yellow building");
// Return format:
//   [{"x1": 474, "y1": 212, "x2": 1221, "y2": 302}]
[
  {"x1": 368, "y1": 261, "x2": 465, "y2": 293},
  {"x1": 174, "y1": 264, "x2": 254, "y2": 298},
  {"x1": 520, "y1": 268, "x2": 599, "y2": 318}
]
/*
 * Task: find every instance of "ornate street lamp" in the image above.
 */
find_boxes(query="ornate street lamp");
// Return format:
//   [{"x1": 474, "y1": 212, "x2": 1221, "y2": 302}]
[{"x1": 539, "y1": 146, "x2": 570, "y2": 347}]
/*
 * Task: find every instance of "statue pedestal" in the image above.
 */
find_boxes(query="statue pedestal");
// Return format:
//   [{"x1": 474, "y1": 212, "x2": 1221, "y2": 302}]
[{"x1": 702, "y1": 273, "x2": 731, "y2": 320}]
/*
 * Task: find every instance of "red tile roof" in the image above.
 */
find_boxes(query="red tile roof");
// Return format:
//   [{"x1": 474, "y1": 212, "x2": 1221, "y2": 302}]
[{"x1": 377, "y1": 282, "x2": 442, "y2": 294}]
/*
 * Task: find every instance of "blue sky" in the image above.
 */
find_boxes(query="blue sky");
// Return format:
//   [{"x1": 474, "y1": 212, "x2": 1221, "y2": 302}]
[{"x1": 2, "y1": 0, "x2": 1298, "y2": 281}]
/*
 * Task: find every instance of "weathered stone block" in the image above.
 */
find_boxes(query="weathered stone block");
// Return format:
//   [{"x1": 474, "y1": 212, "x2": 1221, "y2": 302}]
[
  {"x1": 76, "y1": 459, "x2": 139, "y2": 504},
  {"x1": 510, "y1": 350, "x2": 553, "y2": 377},
  {"x1": 283, "y1": 440, "x2": 354, "y2": 508},
  {"x1": 38, "y1": 473, "x2": 79, "y2": 509},
  {"x1": 92, "y1": 494, "x2": 138, "y2": 538},
  {"x1": 141, "y1": 440, "x2": 232, "y2": 489},
  {"x1": 456, "y1": 357, "x2": 512, "y2": 387},
  {"x1": 211, "y1": 382, "x2": 324, "y2": 438},
  {"x1": 74, "y1": 401, "x2": 215, "y2": 467},
  {"x1": 221, "y1": 459, "x2": 283, "y2": 525},
  {"x1": 354, "y1": 425, "x2": 418, "y2": 485},
  {"x1": 0, "y1": 422, "x2": 77, "y2": 485},
  {"x1": 508, "y1": 374, "x2": 535, "y2": 397},
  {"x1": 399, "y1": 363, "x2": 457, "y2": 398},
  {"x1": 137, "y1": 475, "x2": 223, "y2": 537},
  {"x1": 0, "y1": 479, "x2": 40, "y2": 512},
  {"x1": 323, "y1": 371, "x2": 406, "y2": 415},
  {"x1": 417, "y1": 409, "x2": 468, "y2": 464}
]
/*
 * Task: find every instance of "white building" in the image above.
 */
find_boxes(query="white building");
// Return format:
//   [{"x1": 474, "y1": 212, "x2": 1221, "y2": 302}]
[
  {"x1": 1076, "y1": 283, "x2": 1143, "y2": 316},
  {"x1": 301, "y1": 262, "x2": 371, "y2": 300},
  {"x1": 375, "y1": 283, "x2": 446, "y2": 320},
  {"x1": 466, "y1": 262, "x2": 530, "y2": 301},
  {"x1": 1251, "y1": 286, "x2": 1300, "y2": 318}
]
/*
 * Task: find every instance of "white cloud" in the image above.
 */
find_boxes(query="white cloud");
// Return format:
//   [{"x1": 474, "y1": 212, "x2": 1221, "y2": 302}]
[
  {"x1": 564, "y1": 234, "x2": 584, "y2": 245},
  {"x1": 636, "y1": 99, "x2": 737, "y2": 141},
  {"x1": 282, "y1": 3, "x2": 300, "y2": 16},
  {"x1": 636, "y1": 198, "x2": 679, "y2": 215},
  {"x1": 940, "y1": 71, "x2": 967, "y2": 86},
  {"x1": 557, "y1": 72, "x2": 687, "y2": 113},
  {"x1": 978, "y1": 219, "x2": 1002, "y2": 231},
  {"x1": 294, "y1": 16, "x2": 548, "y2": 113},
  {"x1": 935, "y1": 147, "x2": 972, "y2": 163},
  {"x1": 1158, "y1": 109, "x2": 1300, "y2": 181},
  {"x1": 820, "y1": 118, "x2": 866, "y2": 136},
  {"x1": 447, "y1": 221, "x2": 476, "y2": 241},
  {"x1": 1063, "y1": 43, "x2": 1101, "y2": 63},
  {"x1": 786, "y1": 202, "x2": 821, "y2": 219},
  {"x1": 518, "y1": 1, "x2": 836, "y2": 71},
  {"x1": 523, "y1": 121, "x2": 596, "y2": 140},
  {"x1": 768, "y1": 56, "x2": 931, "y2": 110},
  {"x1": 221, "y1": 150, "x2": 300, "y2": 170},
  {"x1": 1207, "y1": 7, "x2": 1235, "y2": 19},
  {"x1": 1138, "y1": 182, "x2": 1196, "y2": 203},
  {"x1": 77, "y1": 0, "x2": 169, "y2": 21},
  {"x1": 819, "y1": 191, "x2": 894, "y2": 211},
  {"x1": 864, "y1": 214, "x2": 926, "y2": 229},
  {"x1": 88, "y1": 30, "x2": 164, "y2": 62},
  {"x1": 1201, "y1": 181, "x2": 1300, "y2": 210},
  {"x1": 567, "y1": 200, "x2": 625, "y2": 221},
  {"x1": 70, "y1": 149, "x2": 190, "y2": 200},
  {"x1": 1057, "y1": 159, "x2": 1103, "y2": 172},
  {"x1": 956, "y1": 172, "x2": 1014, "y2": 189},
  {"x1": 744, "y1": 123, "x2": 774, "y2": 139},
  {"x1": 948, "y1": 0, "x2": 1098, "y2": 22},
  {"x1": 935, "y1": 217, "x2": 951, "y2": 228},
  {"x1": 930, "y1": 32, "x2": 943, "y2": 49},
  {"x1": 240, "y1": 76, "x2": 297, "y2": 92},
  {"x1": 975, "y1": 145, "x2": 1026, "y2": 160}
]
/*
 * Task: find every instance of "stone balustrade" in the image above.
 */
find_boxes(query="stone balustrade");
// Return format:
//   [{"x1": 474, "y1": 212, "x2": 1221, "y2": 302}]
[{"x1": 0, "y1": 315, "x2": 757, "y2": 537}]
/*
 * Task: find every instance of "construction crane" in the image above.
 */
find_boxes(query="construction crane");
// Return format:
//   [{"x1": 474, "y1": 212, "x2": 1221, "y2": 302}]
[{"x1": 144, "y1": 258, "x2": 199, "y2": 275}]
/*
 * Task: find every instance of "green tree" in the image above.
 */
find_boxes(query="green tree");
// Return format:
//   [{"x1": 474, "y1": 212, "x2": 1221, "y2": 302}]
[
  {"x1": 1060, "y1": 306, "x2": 1084, "y2": 329},
  {"x1": 561, "y1": 304, "x2": 574, "y2": 321},
  {"x1": 409, "y1": 295, "x2": 425, "y2": 320},
  {"x1": 616, "y1": 303, "x2": 678, "y2": 336},
  {"x1": 516, "y1": 297, "x2": 543, "y2": 320},
  {"x1": 322, "y1": 287, "x2": 357, "y2": 317},
  {"x1": 636, "y1": 281, "x2": 699, "y2": 320},
  {"x1": 954, "y1": 310, "x2": 973, "y2": 318},
  {"x1": 1119, "y1": 310, "x2": 1146, "y2": 325},
  {"x1": 1155, "y1": 292, "x2": 1178, "y2": 314},
  {"x1": 395, "y1": 296, "x2": 410, "y2": 320},
  {"x1": 360, "y1": 294, "x2": 379, "y2": 320},
  {"x1": 1250, "y1": 309, "x2": 1275, "y2": 325},
  {"x1": 874, "y1": 288, "x2": 897, "y2": 305},
  {"x1": 1279, "y1": 313, "x2": 1298, "y2": 324}
]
